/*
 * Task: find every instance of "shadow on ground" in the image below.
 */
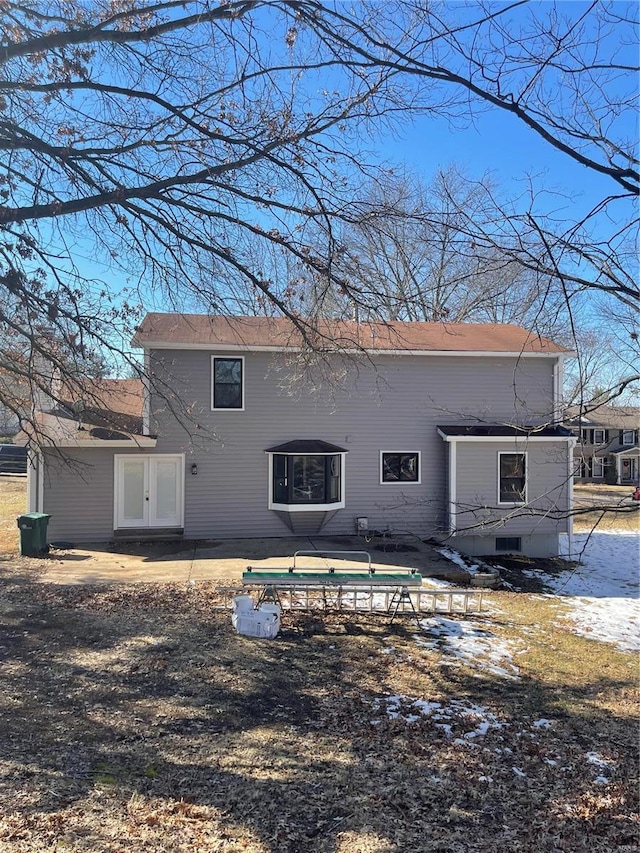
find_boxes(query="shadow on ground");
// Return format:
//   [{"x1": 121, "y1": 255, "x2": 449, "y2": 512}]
[{"x1": 0, "y1": 576, "x2": 637, "y2": 852}]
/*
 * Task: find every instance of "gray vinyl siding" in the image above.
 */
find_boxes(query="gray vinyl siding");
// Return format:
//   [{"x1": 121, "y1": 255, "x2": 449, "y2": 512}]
[
  {"x1": 43, "y1": 448, "x2": 118, "y2": 542},
  {"x1": 144, "y1": 349, "x2": 556, "y2": 541},
  {"x1": 453, "y1": 440, "x2": 570, "y2": 537}
]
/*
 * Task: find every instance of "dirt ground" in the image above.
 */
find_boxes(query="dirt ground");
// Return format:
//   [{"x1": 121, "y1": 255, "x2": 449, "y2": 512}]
[{"x1": 0, "y1": 570, "x2": 638, "y2": 852}]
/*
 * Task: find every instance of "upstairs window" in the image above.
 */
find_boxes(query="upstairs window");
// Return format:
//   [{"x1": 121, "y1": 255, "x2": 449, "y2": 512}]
[
  {"x1": 622, "y1": 430, "x2": 636, "y2": 446},
  {"x1": 381, "y1": 452, "x2": 421, "y2": 484},
  {"x1": 593, "y1": 428, "x2": 606, "y2": 445},
  {"x1": 212, "y1": 356, "x2": 244, "y2": 410},
  {"x1": 498, "y1": 452, "x2": 527, "y2": 504}
]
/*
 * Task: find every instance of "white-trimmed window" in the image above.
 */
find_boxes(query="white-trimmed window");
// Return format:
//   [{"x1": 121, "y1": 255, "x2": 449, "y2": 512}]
[
  {"x1": 593, "y1": 428, "x2": 606, "y2": 445},
  {"x1": 622, "y1": 430, "x2": 636, "y2": 446},
  {"x1": 267, "y1": 440, "x2": 347, "y2": 512},
  {"x1": 211, "y1": 356, "x2": 244, "y2": 410},
  {"x1": 380, "y1": 451, "x2": 421, "y2": 484},
  {"x1": 591, "y1": 457, "x2": 605, "y2": 478},
  {"x1": 498, "y1": 452, "x2": 527, "y2": 504}
]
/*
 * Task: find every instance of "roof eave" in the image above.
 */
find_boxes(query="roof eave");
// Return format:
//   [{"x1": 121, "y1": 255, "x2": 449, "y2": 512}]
[{"x1": 133, "y1": 339, "x2": 568, "y2": 357}]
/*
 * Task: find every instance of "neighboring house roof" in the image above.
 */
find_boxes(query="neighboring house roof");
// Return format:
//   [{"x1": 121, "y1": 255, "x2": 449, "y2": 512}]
[
  {"x1": 565, "y1": 405, "x2": 640, "y2": 430},
  {"x1": 133, "y1": 313, "x2": 569, "y2": 355}
]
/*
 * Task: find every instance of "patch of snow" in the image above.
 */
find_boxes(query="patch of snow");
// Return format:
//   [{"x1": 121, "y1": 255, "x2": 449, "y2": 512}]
[
  {"x1": 533, "y1": 718, "x2": 553, "y2": 729},
  {"x1": 512, "y1": 767, "x2": 526, "y2": 778},
  {"x1": 372, "y1": 695, "x2": 505, "y2": 742},
  {"x1": 535, "y1": 531, "x2": 640, "y2": 652},
  {"x1": 435, "y1": 547, "x2": 481, "y2": 575},
  {"x1": 414, "y1": 616, "x2": 521, "y2": 679},
  {"x1": 586, "y1": 751, "x2": 615, "y2": 768},
  {"x1": 593, "y1": 775, "x2": 610, "y2": 785}
]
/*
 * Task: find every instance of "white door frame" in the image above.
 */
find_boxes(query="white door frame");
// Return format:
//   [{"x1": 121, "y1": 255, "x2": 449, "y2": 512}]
[{"x1": 114, "y1": 454, "x2": 185, "y2": 529}]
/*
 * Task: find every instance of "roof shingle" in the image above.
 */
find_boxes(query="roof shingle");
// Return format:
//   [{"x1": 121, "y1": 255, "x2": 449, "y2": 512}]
[{"x1": 132, "y1": 313, "x2": 568, "y2": 354}]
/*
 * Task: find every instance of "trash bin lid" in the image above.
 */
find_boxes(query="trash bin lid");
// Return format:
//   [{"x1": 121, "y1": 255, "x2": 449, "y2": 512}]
[{"x1": 18, "y1": 512, "x2": 51, "y2": 520}]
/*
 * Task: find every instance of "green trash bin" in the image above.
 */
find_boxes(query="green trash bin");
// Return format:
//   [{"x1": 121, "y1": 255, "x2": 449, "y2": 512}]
[{"x1": 17, "y1": 512, "x2": 51, "y2": 557}]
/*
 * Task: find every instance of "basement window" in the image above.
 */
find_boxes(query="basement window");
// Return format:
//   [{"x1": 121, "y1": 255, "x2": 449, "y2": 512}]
[{"x1": 496, "y1": 537, "x2": 522, "y2": 552}]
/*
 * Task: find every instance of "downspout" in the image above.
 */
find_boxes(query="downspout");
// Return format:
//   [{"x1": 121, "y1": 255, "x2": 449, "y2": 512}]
[
  {"x1": 142, "y1": 349, "x2": 151, "y2": 436},
  {"x1": 552, "y1": 356, "x2": 564, "y2": 424},
  {"x1": 449, "y1": 438, "x2": 457, "y2": 534},
  {"x1": 567, "y1": 437, "x2": 577, "y2": 560},
  {"x1": 26, "y1": 451, "x2": 36, "y2": 513},
  {"x1": 37, "y1": 451, "x2": 45, "y2": 513}
]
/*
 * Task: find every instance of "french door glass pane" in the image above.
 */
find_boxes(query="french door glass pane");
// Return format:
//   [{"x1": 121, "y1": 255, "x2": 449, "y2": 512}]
[
  {"x1": 155, "y1": 460, "x2": 177, "y2": 520},
  {"x1": 123, "y1": 461, "x2": 145, "y2": 520}
]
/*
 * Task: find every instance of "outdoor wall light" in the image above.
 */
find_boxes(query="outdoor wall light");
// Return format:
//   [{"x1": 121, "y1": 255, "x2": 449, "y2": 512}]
[{"x1": 191, "y1": 463, "x2": 198, "y2": 476}]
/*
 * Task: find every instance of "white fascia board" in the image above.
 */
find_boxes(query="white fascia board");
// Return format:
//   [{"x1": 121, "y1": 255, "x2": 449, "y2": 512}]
[
  {"x1": 137, "y1": 341, "x2": 566, "y2": 358},
  {"x1": 437, "y1": 430, "x2": 577, "y2": 444}
]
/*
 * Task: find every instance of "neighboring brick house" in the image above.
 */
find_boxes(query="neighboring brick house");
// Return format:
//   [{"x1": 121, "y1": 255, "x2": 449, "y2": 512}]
[
  {"x1": 567, "y1": 405, "x2": 640, "y2": 485},
  {"x1": 23, "y1": 314, "x2": 575, "y2": 558}
]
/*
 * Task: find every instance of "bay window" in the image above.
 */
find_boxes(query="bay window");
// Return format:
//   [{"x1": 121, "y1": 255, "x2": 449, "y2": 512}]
[{"x1": 267, "y1": 440, "x2": 346, "y2": 511}]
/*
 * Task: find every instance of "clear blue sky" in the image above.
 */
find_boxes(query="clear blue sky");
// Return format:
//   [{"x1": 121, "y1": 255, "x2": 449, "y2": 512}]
[{"x1": 372, "y1": 108, "x2": 622, "y2": 232}]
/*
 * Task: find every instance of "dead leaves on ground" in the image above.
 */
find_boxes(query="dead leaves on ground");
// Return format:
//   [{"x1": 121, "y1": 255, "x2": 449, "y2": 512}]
[{"x1": 0, "y1": 578, "x2": 637, "y2": 852}]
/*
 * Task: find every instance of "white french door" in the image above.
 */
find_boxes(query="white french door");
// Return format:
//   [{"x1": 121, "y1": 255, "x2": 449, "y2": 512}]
[{"x1": 115, "y1": 455, "x2": 184, "y2": 529}]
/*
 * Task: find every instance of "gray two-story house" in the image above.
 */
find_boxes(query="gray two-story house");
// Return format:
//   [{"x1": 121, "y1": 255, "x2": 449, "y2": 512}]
[{"x1": 26, "y1": 314, "x2": 574, "y2": 558}]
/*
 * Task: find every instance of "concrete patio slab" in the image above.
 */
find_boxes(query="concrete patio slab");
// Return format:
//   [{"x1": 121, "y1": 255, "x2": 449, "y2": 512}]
[{"x1": 25, "y1": 535, "x2": 469, "y2": 586}]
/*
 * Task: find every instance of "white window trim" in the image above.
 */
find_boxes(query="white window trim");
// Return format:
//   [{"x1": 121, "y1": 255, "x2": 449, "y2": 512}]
[
  {"x1": 379, "y1": 450, "x2": 422, "y2": 485},
  {"x1": 593, "y1": 428, "x2": 605, "y2": 445},
  {"x1": 267, "y1": 451, "x2": 346, "y2": 512},
  {"x1": 591, "y1": 456, "x2": 605, "y2": 478},
  {"x1": 497, "y1": 451, "x2": 528, "y2": 506},
  {"x1": 622, "y1": 430, "x2": 635, "y2": 446},
  {"x1": 211, "y1": 355, "x2": 245, "y2": 412}
]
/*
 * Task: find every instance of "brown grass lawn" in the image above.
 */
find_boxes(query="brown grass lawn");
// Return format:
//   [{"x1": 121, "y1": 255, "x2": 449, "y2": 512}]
[
  {"x1": 0, "y1": 477, "x2": 637, "y2": 851},
  {"x1": 0, "y1": 475, "x2": 27, "y2": 553},
  {"x1": 573, "y1": 484, "x2": 640, "y2": 533},
  {"x1": 0, "y1": 580, "x2": 636, "y2": 852}
]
